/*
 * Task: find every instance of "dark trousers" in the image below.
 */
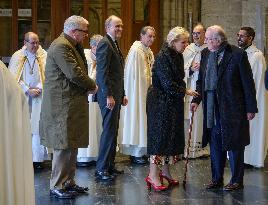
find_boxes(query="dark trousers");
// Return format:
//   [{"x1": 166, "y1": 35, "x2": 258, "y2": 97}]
[
  {"x1": 210, "y1": 113, "x2": 244, "y2": 184},
  {"x1": 96, "y1": 102, "x2": 121, "y2": 172}
]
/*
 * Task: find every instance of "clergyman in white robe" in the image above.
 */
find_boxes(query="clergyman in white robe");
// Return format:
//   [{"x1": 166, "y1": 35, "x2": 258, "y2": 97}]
[
  {"x1": 120, "y1": 39, "x2": 154, "y2": 158},
  {"x1": 77, "y1": 48, "x2": 102, "y2": 162},
  {"x1": 0, "y1": 60, "x2": 35, "y2": 205},
  {"x1": 244, "y1": 44, "x2": 268, "y2": 167},
  {"x1": 9, "y1": 36, "x2": 47, "y2": 163},
  {"x1": 183, "y1": 42, "x2": 209, "y2": 158}
]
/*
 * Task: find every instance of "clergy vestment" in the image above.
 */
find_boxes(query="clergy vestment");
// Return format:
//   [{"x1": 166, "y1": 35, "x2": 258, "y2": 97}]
[
  {"x1": 0, "y1": 60, "x2": 35, "y2": 205},
  {"x1": 9, "y1": 45, "x2": 48, "y2": 162},
  {"x1": 244, "y1": 44, "x2": 268, "y2": 167},
  {"x1": 120, "y1": 41, "x2": 154, "y2": 157},
  {"x1": 183, "y1": 43, "x2": 209, "y2": 158},
  {"x1": 77, "y1": 49, "x2": 102, "y2": 162}
]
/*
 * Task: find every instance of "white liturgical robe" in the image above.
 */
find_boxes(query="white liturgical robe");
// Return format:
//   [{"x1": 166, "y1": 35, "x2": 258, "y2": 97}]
[
  {"x1": 183, "y1": 43, "x2": 209, "y2": 158},
  {"x1": 0, "y1": 60, "x2": 35, "y2": 205},
  {"x1": 244, "y1": 44, "x2": 268, "y2": 167},
  {"x1": 77, "y1": 49, "x2": 102, "y2": 161},
  {"x1": 120, "y1": 41, "x2": 154, "y2": 157},
  {"x1": 9, "y1": 46, "x2": 47, "y2": 162}
]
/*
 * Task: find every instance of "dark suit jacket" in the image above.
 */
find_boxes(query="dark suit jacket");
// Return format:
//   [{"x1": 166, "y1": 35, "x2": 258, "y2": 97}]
[
  {"x1": 265, "y1": 68, "x2": 268, "y2": 90},
  {"x1": 96, "y1": 34, "x2": 124, "y2": 105},
  {"x1": 192, "y1": 44, "x2": 258, "y2": 151}
]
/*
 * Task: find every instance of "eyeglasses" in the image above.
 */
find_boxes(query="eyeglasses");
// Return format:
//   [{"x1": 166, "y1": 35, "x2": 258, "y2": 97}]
[
  {"x1": 236, "y1": 33, "x2": 249, "y2": 38},
  {"x1": 75, "y1": 29, "x2": 88, "y2": 34},
  {"x1": 25, "y1": 40, "x2": 40, "y2": 45},
  {"x1": 205, "y1": 37, "x2": 217, "y2": 42},
  {"x1": 192, "y1": 32, "x2": 201, "y2": 36}
]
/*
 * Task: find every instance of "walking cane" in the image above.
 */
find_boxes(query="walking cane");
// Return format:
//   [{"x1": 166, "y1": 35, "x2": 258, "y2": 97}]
[{"x1": 183, "y1": 110, "x2": 195, "y2": 186}]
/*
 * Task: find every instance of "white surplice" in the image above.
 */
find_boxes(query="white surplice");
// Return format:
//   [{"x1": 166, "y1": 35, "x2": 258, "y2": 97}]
[
  {"x1": 0, "y1": 61, "x2": 35, "y2": 205},
  {"x1": 9, "y1": 46, "x2": 47, "y2": 162},
  {"x1": 183, "y1": 43, "x2": 209, "y2": 158},
  {"x1": 244, "y1": 44, "x2": 268, "y2": 167},
  {"x1": 119, "y1": 41, "x2": 154, "y2": 157},
  {"x1": 77, "y1": 49, "x2": 102, "y2": 162}
]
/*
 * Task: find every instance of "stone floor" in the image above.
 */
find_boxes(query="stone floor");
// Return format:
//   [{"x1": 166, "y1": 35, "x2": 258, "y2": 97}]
[{"x1": 35, "y1": 155, "x2": 268, "y2": 205}]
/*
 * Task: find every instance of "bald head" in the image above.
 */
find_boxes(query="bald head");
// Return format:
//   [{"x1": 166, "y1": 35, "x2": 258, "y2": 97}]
[
  {"x1": 24, "y1": 32, "x2": 40, "y2": 54},
  {"x1": 105, "y1": 15, "x2": 123, "y2": 39},
  {"x1": 192, "y1": 23, "x2": 206, "y2": 46}
]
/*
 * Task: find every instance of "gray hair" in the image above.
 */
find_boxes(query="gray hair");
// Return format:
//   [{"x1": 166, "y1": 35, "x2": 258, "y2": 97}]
[
  {"x1": 63, "y1": 15, "x2": 89, "y2": 34},
  {"x1": 207, "y1": 25, "x2": 227, "y2": 42},
  {"x1": 90, "y1": 34, "x2": 103, "y2": 47},
  {"x1": 105, "y1": 15, "x2": 121, "y2": 30},
  {"x1": 166, "y1": 26, "x2": 189, "y2": 47},
  {"x1": 140, "y1": 26, "x2": 155, "y2": 35}
]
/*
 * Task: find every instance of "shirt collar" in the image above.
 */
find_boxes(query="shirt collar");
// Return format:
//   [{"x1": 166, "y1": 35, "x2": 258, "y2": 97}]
[{"x1": 107, "y1": 33, "x2": 116, "y2": 42}]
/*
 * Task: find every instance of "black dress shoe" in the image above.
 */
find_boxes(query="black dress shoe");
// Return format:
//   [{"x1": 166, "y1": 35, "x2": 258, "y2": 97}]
[
  {"x1": 95, "y1": 171, "x2": 114, "y2": 181},
  {"x1": 131, "y1": 156, "x2": 147, "y2": 165},
  {"x1": 76, "y1": 162, "x2": 91, "y2": 167},
  {"x1": 50, "y1": 189, "x2": 75, "y2": 199},
  {"x1": 33, "y1": 162, "x2": 43, "y2": 169},
  {"x1": 65, "y1": 184, "x2": 89, "y2": 193},
  {"x1": 223, "y1": 183, "x2": 244, "y2": 191},
  {"x1": 109, "y1": 168, "x2": 124, "y2": 176},
  {"x1": 205, "y1": 180, "x2": 224, "y2": 189}
]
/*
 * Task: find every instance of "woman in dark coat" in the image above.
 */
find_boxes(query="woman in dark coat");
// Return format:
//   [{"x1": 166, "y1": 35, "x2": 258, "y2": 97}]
[{"x1": 146, "y1": 27, "x2": 199, "y2": 191}]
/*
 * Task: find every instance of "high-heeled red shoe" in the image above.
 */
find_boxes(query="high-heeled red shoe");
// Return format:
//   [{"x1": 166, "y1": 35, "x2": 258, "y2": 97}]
[
  {"x1": 159, "y1": 171, "x2": 179, "y2": 186},
  {"x1": 145, "y1": 176, "x2": 168, "y2": 191}
]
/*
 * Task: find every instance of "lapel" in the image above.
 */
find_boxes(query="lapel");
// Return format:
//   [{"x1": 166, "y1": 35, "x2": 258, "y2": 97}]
[
  {"x1": 217, "y1": 44, "x2": 232, "y2": 82},
  {"x1": 106, "y1": 34, "x2": 124, "y2": 67}
]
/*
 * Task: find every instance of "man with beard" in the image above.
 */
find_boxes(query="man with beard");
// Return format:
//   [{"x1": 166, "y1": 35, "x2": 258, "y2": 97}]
[{"x1": 237, "y1": 27, "x2": 268, "y2": 168}]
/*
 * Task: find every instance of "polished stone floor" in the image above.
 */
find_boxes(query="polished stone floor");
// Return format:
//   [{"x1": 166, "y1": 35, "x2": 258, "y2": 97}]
[{"x1": 35, "y1": 155, "x2": 268, "y2": 205}]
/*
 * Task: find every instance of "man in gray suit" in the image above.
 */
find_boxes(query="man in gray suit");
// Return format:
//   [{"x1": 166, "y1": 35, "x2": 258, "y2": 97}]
[
  {"x1": 40, "y1": 15, "x2": 97, "y2": 199},
  {"x1": 95, "y1": 15, "x2": 128, "y2": 181}
]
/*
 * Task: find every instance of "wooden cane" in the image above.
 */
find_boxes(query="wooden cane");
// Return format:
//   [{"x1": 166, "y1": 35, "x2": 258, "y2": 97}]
[{"x1": 183, "y1": 110, "x2": 195, "y2": 186}]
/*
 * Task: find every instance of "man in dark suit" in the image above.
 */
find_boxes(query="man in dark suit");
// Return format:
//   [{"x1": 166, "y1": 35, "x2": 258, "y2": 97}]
[
  {"x1": 95, "y1": 15, "x2": 128, "y2": 181},
  {"x1": 191, "y1": 25, "x2": 257, "y2": 191}
]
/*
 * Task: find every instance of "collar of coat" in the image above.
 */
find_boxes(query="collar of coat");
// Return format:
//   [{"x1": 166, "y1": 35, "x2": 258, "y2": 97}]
[
  {"x1": 11, "y1": 46, "x2": 46, "y2": 85},
  {"x1": 245, "y1": 44, "x2": 262, "y2": 55}
]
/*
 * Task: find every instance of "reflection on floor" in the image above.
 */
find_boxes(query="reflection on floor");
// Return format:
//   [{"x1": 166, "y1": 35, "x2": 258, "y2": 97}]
[{"x1": 35, "y1": 155, "x2": 268, "y2": 205}]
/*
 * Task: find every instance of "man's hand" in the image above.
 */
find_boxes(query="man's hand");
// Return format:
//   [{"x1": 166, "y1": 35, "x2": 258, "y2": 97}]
[
  {"x1": 247, "y1": 113, "x2": 255, "y2": 120},
  {"x1": 87, "y1": 85, "x2": 98, "y2": 95},
  {"x1": 190, "y1": 103, "x2": 199, "y2": 112},
  {"x1": 106, "y1": 96, "x2": 115, "y2": 110},
  {"x1": 27, "y1": 88, "x2": 41, "y2": 97},
  {"x1": 191, "y1": 62, "x2": 200, "y2": 71},
  {"x1": 186, "y1": 89, "x2": 199, "y2": 97},
  {"x1": 122, "y1": 96, "x2": 128, "y2": 106}
]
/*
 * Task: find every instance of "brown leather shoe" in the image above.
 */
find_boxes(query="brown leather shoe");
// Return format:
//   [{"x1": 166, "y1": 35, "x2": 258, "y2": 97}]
[
  {"x1": 206, "y1": 181, "x2": 224, "y2": 189},
  {"x1": 223, "y1": 183, "x2": 244, "y2": 191}
]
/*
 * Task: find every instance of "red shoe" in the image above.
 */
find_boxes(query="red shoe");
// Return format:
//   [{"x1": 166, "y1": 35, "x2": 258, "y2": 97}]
[
  {"x1": 145, "y1": 176, "x2": 168, "y2": 191},
  {"x1": 159, "y1": 171, "x2": 179, "y2": 186}
]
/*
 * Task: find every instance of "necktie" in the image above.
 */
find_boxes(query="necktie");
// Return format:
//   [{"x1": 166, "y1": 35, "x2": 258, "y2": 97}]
[{"x1": 114, "y1": 40, "x2": 124, "y2": 64}]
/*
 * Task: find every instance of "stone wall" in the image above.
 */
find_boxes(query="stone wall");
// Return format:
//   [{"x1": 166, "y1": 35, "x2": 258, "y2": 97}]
[{"x1": 201, "y1": 0, "x2": 268, "y2": 60}]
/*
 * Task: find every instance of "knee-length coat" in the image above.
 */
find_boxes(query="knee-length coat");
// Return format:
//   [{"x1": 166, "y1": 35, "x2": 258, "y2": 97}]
[
  {"x1": 147, "y1": 43, "x2": 186, "y2": 155},
  {"x1": 40, "y1": 34, "x2": 96, "y2": 149},
  {"x1": 192, "y1": 44, "x2": 258, "y2": 151}
]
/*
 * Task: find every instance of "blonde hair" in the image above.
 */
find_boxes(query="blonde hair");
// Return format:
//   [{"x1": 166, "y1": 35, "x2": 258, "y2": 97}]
[{"x1": 166, "y1": 26, "x2": 189, "y2": 47}]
